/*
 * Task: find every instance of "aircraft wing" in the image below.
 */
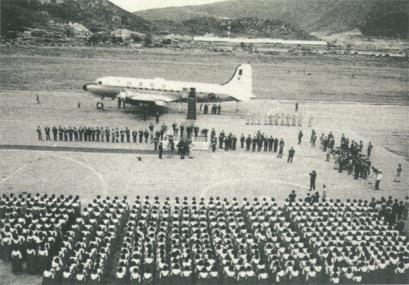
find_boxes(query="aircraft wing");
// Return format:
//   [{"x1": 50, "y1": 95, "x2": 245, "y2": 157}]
[{"x1": 118, "y1": 90, "x2": 181, "y2": 107}]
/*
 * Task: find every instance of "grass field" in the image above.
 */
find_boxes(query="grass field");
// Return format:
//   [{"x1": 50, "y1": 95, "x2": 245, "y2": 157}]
[{"x1": 1, "y1": 46, "x2": 408, "y2": 104}]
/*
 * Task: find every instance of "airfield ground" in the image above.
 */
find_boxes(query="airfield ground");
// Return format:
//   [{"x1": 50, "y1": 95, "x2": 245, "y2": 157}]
[{"x1": 0, "y1": 47, "x2": 408, "y2": 284}]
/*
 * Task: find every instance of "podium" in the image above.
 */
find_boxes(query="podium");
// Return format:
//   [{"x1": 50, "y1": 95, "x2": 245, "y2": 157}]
[{"x1": 186, "y1": 88, "x2": 197, "y2": 120}]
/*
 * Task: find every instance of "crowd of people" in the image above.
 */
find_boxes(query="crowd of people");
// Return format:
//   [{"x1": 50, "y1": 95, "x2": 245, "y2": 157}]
[
  {"x1": 284, "y1": 193, "x2": 408, "y2": 284},
  {"x1": 35, "y1": 123, "x2": 207, "y2": 144},
  {"x1": 0, "y1": 193, "x2": 81, "y2": 275},
  {"x1": 309, "y1": 130, "x2": 381, "y2": 187},
  {"x1": 1, "y1": 192, "x2": 408, "y2": 284},
  {"x1": 36, "y1": 124, "x2": 295, "y2": 160},
  {"x1": 209, "y1": 130, "x2": 287, "y2": 156}
]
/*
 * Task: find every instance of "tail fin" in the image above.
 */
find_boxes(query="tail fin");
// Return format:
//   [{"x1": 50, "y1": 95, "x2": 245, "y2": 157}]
[{"x1": 222, "y1": 64, "x2": 254, "y2": 101}]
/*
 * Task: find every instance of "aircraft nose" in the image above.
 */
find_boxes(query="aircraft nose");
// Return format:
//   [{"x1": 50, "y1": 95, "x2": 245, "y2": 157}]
[{"x1": 82, "y1": 84, "x2": 88, "y2": 91}]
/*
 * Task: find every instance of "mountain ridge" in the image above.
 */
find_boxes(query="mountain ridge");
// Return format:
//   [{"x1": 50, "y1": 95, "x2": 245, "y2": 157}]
[{"x1": 135, "y1": 0, "x2": 409, "y2": 38}]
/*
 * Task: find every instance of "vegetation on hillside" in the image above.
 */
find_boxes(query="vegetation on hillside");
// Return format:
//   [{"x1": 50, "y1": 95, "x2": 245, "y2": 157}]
[
  {"x1": 168, "y1": 17, "x2": 316, "y2": 40},
  {"x1": 1, "y1": 0, "x2": 156, "y2": 38}
]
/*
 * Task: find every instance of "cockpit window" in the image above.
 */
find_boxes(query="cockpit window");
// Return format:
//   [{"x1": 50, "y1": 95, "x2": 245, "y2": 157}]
[{"x1": 238, "y1": 69, "x2": 243, "y2": 76}]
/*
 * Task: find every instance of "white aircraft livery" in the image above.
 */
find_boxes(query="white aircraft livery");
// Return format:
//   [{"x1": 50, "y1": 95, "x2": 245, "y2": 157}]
[{"x1": 82, "y1": 64, "x2": 254, "y2": 109}]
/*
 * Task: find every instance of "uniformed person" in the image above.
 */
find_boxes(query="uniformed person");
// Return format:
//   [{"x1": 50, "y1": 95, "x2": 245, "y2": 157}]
[
  {"x1": 251, "y1": 136, "x2": 257, "y2": 152},
  {"x1": 45, "y1": 126, "x2": 51, "y2": 141},
  {"x1": 158, "y1": 142, "x2": 163, "y2": 159},
  {"x1": 63, "y1": 127, "x2": 68, "y2": 141},
  {"x1": 73, "y1": 127, "x2": 78, "y2": 141},
  {"x1": 111, "y1": 128, "x2": 116, "y2": 142},
  {"x1": 115, "y1": 128, "x2": 120, "y2": 143},
  {"x1": 58, "y1": 126, "x2": 63, "y2": 141},
  {"x1": 132, "y1": 130, "x2": 137, "y2": 143},
  {"x1": 298, "y1": 130, "x2": 303, "y2": 144},
  {"x1": 144, "y1": 129, "x2": 149, "y2": 143},
  {"x1": 211, "y1": 137, "x2": 217, "y2": 152},
  {"x1": 120, "y1": 129, "x2": 125, "y2": 143},
  {"x1": 245, "y1": 135, "x2": 251, "y2": 151},
  {"x1": 125, "y1": 127, "x2": 130, "y2": 143},
  {"x1": 95, "y1": 127, "x2": 100, "y2": 142},
  {"x1": 240, "y1": 134, "x2": 245, "y2": 149},
  {"x1": 37, "y1": 126, "x2": 42, "y2": 140},
  {"x1": 287, "y1": 147, "x2": 295, "y2": 163},
  {"x1": 52, "y1": 126, "x2": 57, "y2": 141},
  {"x1": 105, "y1": 127, "x2": 110, "y2": 142},
  {"x1": 278, "y1": 139, "x2": 284, "y2": 158}
]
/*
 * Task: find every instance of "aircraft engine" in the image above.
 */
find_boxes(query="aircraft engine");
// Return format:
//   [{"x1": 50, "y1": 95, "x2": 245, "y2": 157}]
[{"x1": 207, "y1": 93, "x2": 216, "y2": 100}]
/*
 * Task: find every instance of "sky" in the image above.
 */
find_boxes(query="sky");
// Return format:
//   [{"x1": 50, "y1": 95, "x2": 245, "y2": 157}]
[{"x1": 109, "y1": 0, "x2": 229, "y2": 12}]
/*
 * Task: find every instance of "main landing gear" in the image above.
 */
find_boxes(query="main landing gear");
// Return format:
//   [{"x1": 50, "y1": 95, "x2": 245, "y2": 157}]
[{"x1": 117, "y1": 98, "x2": 126, "y2": 109}]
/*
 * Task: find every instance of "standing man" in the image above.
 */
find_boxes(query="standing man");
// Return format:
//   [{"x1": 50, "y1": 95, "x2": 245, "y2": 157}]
[
  {"x1": 367, "y1": 142, "x2": 373, "y2": 157},
  {"x1": 240, "y1": 134, "x2": 245, "y2": 149},
  {"x1": 211, "y1": 137, "x2": 217, "y2": 152},
  {"x1": 232, "y1": 135, "x2": 237, "y2": 151},
  {"x1": 287, "y1": 147, "x2": 295, "y2": 163},
  {"x1": 120, "y1": 129, "x2": 125, "y2": 143},
  {"x1": 277, "y1": 139, "x2": 284, "y2": 158},
  {"x1": 289, "y1": 191, "x2": 296, "y2": 203},
  {"x1": 37, "y1": 126, "x2": 42, "y2": 140},
  {"x1": 125, "y1": 127, "x2": 130, "y2": 143},
  {"x1": 138, "y1": 130, "x2": 143, "y2": 143},
  {"x1": 246, "y1": 135, "x2": 251, "y2": 152},
  {"x1": 153, "y1": 136, "x2": 159, "y2": 151},
  {"x1": 158, "y1": 142, "x2": 163, "y2": 159},
  {"x1": 45, "y1": 126, "x2": 51, "y2": 141},
  {"x1": 204, "y1": 104, "x2": 208, "y2": 114},
  {"x1": 36, "y1": 94, "x2": 40, "y2": 104},
  {"x1": 73, "y1": 127, "x2": 78, "y2": 141},
  {"x1": 309, "y1": 170, "x2": 317, "y2": 191},
  {"x1": 394, "y1": 164, "x2": 402, "y2": 182},
  {"x1": 105, "y1": 127, "x2": 110, "y2": 143},
  {"x1": 375, "y1": 170, "x2": 382, "y2": 190},
  {"x1": 144, "y1": 129, "x2": 149, "y2": 143},
  {"x1": 268, "y1": 136, "x2": 273, "y2": 152},
  {"x1": 298, "y1": 130, "x2": 303, "y2": 144},
  {"x1": 132, "y1": 130, "x2": 137, "y2": 143},
  {"x1": 295, "y1": 101, "x2": 298, "y2": 112},
  {"x1": 155, "y1": 112, "x2": 160, "y2": 124},
  {"x1": 217, "y1": 102, "x2": 221, "y2": 115},
  {"x1": 68, "y1": 126, "x2": 73, "y2": 142},
  {"x1": 52, "y1": 126, "x2": 57, "y2": 141}
]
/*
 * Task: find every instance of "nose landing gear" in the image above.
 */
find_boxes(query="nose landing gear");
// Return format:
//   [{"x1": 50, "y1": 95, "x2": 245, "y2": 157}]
[{"x1": 96, "y1": 101, "x2": 104, "y2": 109}]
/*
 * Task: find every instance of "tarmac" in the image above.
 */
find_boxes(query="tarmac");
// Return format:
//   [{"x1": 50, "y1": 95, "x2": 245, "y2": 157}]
[
  {"x1": 0, "y1": 82, "x2": 408, "y2": 285},
  {"x1": 0, "y1": 90, "x2": 408, "y2": 206}
]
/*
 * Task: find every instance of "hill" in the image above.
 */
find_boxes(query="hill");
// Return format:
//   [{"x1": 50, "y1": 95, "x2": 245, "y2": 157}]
[
  {"x1": 135, "y1": 0, "x2": 409, "y2": 39},
  {"x1": 155, "y1": 17, "x2": 316, "y2": 40},
  {"x1": 1, "y1": 0, "x2": 156, "y2": 37}
]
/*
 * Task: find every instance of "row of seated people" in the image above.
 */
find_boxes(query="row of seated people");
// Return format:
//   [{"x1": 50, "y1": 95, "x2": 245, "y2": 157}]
[
  {"x1": 1, "y1": 193, "x2": 408, "y2": 284},
  {"x1": 285, "y1": 197, "x2": 409, "y2": 284},
  {"x1": 0, "y1": 193, "x2": 80, "y2": 274},
  {"x1": 107, "y1": 196, "x2": 334, "y2": 284},
  {"x1": 42, "y1": 196, "x2": 129, "y2": 284}
]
